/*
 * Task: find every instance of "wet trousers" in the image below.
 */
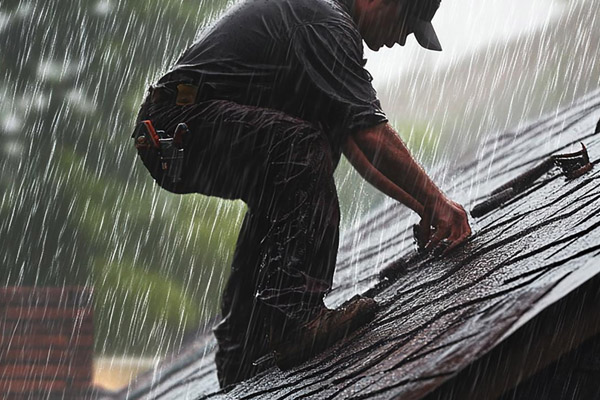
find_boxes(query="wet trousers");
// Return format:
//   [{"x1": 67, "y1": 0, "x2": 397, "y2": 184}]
[{"x1": 134, "y1": 91, "x2": 341, "y2": 387}]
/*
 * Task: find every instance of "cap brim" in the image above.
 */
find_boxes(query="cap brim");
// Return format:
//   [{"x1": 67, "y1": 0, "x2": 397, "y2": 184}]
[{"x1": 412, "y1": 19, "x2": 442, "y2": 51}]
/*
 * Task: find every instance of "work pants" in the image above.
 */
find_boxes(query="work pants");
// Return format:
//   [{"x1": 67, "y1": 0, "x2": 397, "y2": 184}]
[{"x1": 134, "y1": 92, "x2": 341, "y2": 387}]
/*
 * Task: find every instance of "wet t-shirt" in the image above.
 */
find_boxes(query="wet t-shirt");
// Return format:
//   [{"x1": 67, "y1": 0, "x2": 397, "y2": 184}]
[{"x1": 158, "y1": 0, "x2": 388, "y2": 161}]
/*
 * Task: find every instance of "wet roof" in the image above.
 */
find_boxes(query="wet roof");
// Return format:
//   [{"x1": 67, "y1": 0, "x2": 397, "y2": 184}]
[{"x1": 117, "y1": 89, "x2": 600, "y2": 399}]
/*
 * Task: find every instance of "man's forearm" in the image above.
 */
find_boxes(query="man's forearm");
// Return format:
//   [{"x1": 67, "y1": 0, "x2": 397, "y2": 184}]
[
  {"x1": 352, "y1": 123, "x2": 446, "y2": 210},
  {"x1": 347, "y1": 122, "x2": 471, "y2": 252},
  {"x1": 343, "y1": 136, "x2": 424, "y2": 215}
]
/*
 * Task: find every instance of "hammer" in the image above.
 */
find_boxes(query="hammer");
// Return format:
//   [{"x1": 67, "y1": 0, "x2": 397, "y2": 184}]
[{"x1": 471, "y1": 142, "x2": 593, "y2": 218}]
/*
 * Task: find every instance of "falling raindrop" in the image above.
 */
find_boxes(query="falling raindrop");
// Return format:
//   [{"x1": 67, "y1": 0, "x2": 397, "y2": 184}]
[{"x1": 0, "y1": 0, "x2": 598, "y2": 395}]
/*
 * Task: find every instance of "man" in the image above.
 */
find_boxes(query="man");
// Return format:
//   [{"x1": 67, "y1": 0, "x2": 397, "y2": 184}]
[{"x1": 132, "y1": 0, "x2": 471, "y2": 389}]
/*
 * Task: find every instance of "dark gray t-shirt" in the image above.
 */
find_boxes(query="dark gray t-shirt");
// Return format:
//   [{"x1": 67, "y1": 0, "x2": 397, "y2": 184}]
[{"x1": 158, "y1": 0, "x2": 387, "y2": 155}]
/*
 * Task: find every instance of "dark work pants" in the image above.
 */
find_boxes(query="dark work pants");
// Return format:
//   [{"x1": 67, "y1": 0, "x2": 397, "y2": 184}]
[{"x1": 134, "y1": 92, "x2": 341, "y2": 387}]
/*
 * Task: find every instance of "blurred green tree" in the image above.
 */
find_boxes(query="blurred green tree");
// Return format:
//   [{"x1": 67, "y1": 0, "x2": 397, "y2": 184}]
[{"x1": 0, "y1": 0, "x2": 236, "y2": 356}]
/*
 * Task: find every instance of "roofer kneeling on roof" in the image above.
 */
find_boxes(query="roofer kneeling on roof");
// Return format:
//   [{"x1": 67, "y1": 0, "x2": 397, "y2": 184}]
[{"x1": 132, "y1": 0, "x2": 471, "y2": 389}]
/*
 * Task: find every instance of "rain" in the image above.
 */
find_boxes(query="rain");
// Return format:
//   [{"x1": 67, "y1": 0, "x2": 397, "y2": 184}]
[{"x1": 0, "y1": 0, "x2": 598, "y2": 397}]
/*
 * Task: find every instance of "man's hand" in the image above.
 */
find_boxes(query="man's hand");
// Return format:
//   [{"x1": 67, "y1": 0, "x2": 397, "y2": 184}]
[
  {"x1": 418, "y1": 195, "x2": 471, "y2": 254},
  {"x1": 345, "y1": 123, "x2": 472, "y2": 255}
]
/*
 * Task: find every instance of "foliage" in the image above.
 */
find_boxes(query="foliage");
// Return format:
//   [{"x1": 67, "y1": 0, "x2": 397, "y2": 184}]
[
  {"x1": 93, "y1": 256, "x2": 202, "y2": 355},
  {"x1": 0, "y1": 0, "x2": 235, "y2": 356}
]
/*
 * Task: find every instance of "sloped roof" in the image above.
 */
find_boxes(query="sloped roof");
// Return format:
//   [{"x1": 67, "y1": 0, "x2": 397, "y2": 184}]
[{"x1": 117, "y1": 89, "x2": 600, "y2": 399}]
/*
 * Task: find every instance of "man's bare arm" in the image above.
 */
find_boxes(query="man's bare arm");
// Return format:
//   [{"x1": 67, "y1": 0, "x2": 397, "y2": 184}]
[
  {"x1": 343, "y1": 136, "x2": 424, "y2": 215},
  {"x1": 344, "y1": 122, "x2": 471, "y2": 252}
]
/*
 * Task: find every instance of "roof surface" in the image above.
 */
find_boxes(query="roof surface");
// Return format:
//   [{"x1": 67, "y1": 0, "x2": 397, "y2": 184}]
[{"x1": 118, "y1": 89, "x2": 600, "y2": 400}]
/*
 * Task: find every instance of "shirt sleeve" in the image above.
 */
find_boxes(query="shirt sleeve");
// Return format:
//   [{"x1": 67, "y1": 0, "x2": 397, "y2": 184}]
[{"x1": 288, "y1": 20, "x2": 388, "y2": 134}]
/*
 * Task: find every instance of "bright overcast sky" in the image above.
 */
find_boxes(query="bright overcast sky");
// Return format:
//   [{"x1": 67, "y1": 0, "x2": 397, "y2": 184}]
[{"x1": 365, "y1": 0, "x2": 565, "y2": 86}]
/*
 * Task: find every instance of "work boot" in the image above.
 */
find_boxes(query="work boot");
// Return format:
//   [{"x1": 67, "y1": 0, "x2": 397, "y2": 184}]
[{"x1": 270, "y1": 295, "x2": 378, "y2": 369}]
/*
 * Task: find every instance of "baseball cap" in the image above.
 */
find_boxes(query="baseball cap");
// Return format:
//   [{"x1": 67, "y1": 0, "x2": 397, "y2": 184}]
[{"x1": 405, "y1": 0, "x2": 442, "y2": 51}]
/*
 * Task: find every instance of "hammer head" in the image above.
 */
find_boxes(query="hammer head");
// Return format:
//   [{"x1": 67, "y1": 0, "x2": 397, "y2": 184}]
[{"x1": 552, "y1": 143, "x2": 593, "y2": 179}]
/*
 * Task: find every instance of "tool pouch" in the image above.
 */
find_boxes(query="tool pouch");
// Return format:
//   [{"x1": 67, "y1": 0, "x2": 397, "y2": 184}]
[
  {"x1": 133, "y1": 120, "x2": 188, "y2": 186},
  {"x1": 158, "y1": 135, "x2": 184, "y2": 183}
]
